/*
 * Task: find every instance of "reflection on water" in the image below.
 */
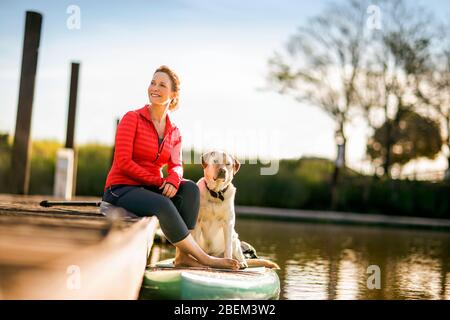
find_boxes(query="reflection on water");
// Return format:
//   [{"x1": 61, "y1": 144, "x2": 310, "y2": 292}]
[
  {"x1": 336, "y1": 249, "x2": 365, "y2": 300},
  {"x1": 148, "y1": 218, "x2": 450, "y2": 300},
  {"x1": 284, "y1": 258, "x2": 329, "y2": 300},
  {"x1": 394, "y1": 255, "x2": 442, "y2": 299},
  {"x1": 234, "y1": 218, "x2": 450, "y2": 300},
  {"x1": 446, "y1": 273, "x2": 450, "y2": 300}
]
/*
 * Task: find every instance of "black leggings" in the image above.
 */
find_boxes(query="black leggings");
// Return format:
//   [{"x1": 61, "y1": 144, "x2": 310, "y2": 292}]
[{"x1": 102, "y1": 180, "x2": 200, "y2": 243}]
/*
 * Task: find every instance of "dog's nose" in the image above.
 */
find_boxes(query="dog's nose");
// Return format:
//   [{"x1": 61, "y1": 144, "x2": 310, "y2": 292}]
[{"x1": 217, "y1": 168, "x2": 226, "y2": 178}]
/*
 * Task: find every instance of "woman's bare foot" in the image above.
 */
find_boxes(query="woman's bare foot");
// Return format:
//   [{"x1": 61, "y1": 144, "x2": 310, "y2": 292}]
[
  {"x1": 171, "y1": 234, "x2": 239, "y2": 270},
  {"x1": 205, "y1": 256, "x2": 240, "y2": 270},
  {"x1": 174, "y1": 251, "x2": 205, "y2": 268}
]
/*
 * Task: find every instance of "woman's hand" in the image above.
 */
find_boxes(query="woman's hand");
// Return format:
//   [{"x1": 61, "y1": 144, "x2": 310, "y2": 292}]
[{"x1": 159, "y1": 180, "x2": 177, "y2": 198}]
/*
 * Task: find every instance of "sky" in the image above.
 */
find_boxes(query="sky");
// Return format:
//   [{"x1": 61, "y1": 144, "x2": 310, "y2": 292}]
[{"x1": 0, "y1": 0, "x2": 449, "y2": 175}]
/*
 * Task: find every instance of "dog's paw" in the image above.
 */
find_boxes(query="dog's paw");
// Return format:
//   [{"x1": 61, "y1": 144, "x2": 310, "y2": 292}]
[{"x1": 239, "y1": 261, "x2": 248, "y2": 269}]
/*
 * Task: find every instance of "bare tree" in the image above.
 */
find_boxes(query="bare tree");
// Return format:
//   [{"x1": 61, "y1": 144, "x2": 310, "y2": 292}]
[
  {"x1": 355, "y1": 0, "x2": 436, "y2": 177},
  {"x1": 267, "y1": 0, "x2": 370, "y2": 205}
]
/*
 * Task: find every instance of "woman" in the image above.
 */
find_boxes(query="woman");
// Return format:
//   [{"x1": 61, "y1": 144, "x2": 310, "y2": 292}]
[{"x1": 103, "y1": 65, "x2": 239, "y2": 270}]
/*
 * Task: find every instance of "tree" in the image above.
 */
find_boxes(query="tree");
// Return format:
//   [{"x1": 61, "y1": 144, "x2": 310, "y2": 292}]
[
  {"x1": 367, "y1": 109, "x2": 443, "y2": 175},
  {"x1": 415, "y1": 24, "x2": 450, "y2": 179},
  {"x1": 355, "y1": 0, "x2": 437, "y2": 177},
  {"x1": 267, "y1": 0, "x2": 371, "y2": 205}
]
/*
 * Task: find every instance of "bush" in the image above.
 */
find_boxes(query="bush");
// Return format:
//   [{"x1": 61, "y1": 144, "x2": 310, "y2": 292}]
[
  {"x1": 0, "y1": 145, "x2": 11, "y2": 193},
  {"x1": 75, "y1": 144, "x2": 112, "y2": 196},
  {"x1": 28, "y1": 140, "x2": 61, "y2": 194}
]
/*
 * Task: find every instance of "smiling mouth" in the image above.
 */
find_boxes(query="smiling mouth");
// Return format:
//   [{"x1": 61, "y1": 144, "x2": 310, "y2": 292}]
[{"x1": 150, "y1": 93, "x2": 161, "y2": 97}]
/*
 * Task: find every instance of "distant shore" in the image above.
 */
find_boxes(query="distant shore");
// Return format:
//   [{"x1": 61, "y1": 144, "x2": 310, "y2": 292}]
[{"x1": 236, "y1": 205, "x2": 450, "y2": 231}]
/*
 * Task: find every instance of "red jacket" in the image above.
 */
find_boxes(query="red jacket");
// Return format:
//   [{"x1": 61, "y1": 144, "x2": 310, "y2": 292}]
[{"x1": 104, "y1": 105, "x2": 183, "y2": 190}]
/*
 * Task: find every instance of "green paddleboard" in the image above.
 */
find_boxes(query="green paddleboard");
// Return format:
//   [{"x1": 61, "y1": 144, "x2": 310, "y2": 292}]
[{"x1": 140, "y1": 259, "x2": 280, "y2": 300}]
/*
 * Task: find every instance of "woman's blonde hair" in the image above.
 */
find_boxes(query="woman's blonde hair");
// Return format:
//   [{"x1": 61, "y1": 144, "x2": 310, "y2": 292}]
[{"x1": 154, "y1": 65, "x2": 180, "y2": 111}]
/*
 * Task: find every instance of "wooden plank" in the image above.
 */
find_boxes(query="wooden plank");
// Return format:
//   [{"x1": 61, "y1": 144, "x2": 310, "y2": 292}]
[
  {"x1": 0, "y1": 194, "x2": 102, "y2": 215},
  {"x1": 0, "y1": 195, "x2": 158, "y2": 299},
  {"x1": 1, "y1": 216, "x2": 158, "y2": 299},
  {"x1": 0, "y1": 212, "x2": 110, "y2": 227},
  {"x1": 0, "y1": 212, "x2": 109, "y2": 266}
]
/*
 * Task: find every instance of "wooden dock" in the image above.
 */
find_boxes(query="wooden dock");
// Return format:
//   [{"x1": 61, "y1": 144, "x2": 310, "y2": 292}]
[{"x1": 0, "y1": 194, "x2": 158, "y2": 299}]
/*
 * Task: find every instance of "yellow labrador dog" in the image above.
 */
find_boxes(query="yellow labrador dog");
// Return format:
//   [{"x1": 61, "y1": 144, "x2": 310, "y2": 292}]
[{"x1": 192, "y1": 150, "x2": 279, "y2": 269}]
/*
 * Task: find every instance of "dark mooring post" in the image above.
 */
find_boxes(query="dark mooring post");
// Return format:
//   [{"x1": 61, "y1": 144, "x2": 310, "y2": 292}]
[
  {"x1": 65, "y1": 62, "x2": 80, "y2": 149},
  {"x1": 65, "y1": 62, "x2": 80, "y2": 196},
  {"x1": 10, "y1": 11, "x2": 43, "y2": 194}
]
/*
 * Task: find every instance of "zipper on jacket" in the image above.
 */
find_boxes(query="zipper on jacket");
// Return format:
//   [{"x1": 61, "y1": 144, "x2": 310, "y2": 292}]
[
  {"x1": 155, "y1": 136, "x2": 167, "y2": 162},
  {"x1": 150, "y1": 121, "x2": 169, "y2": 162}
]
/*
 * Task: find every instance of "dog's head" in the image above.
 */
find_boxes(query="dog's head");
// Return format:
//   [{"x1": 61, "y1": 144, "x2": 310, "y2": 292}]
[{"x1": 201, "y1": 150, "x2": 240, "y2": 189}]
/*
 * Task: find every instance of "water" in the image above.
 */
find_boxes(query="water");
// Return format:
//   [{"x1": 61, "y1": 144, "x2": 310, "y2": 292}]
[{"x1": 149, "y1": 218, "x2": 450, "y2": 300}]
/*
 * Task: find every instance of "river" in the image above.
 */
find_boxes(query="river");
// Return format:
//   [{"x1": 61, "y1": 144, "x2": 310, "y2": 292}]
[{"x1": 147, "y1": 217, "x2": 450, "y2": 300}]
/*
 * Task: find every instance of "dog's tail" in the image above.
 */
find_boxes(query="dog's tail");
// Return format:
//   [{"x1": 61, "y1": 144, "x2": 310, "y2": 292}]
[{"x1": 246, "y1": 259, "x2": 280, "y2": 269}]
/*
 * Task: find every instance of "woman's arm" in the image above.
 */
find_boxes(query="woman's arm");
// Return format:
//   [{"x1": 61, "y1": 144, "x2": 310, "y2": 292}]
[
  {"x1": 114, "y1": 111, "x2": 164, "y2": 187},
  {"x1": 165, "y1": 131, "x2": 183, "y2": 189}
]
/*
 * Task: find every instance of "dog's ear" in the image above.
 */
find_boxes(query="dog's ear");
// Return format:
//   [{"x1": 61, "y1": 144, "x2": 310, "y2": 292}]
[
  {"x1": 201, "y1": 153, "x2": 208, "y2": 169},
  {"x1": 233, "y1": 156, "x2": 241, "y2": 174}
]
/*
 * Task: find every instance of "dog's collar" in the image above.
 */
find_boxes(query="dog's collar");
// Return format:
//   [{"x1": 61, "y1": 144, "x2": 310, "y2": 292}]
[{"x1": 204, "y1": 180, "x2": 229, "y2": 201}]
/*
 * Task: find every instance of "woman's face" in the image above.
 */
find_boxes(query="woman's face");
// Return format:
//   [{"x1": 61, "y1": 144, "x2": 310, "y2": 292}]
[{"x1": 148, "y1": 72, "x2": 175, "y2": 107}]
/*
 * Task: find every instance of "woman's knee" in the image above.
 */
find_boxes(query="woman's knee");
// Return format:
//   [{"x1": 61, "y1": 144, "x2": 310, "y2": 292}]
[{"x1": 179, "y1": 180, "x2": 200, "y2": 199}]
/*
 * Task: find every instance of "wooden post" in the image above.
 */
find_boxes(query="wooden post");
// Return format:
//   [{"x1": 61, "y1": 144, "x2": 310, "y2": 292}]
[
  {"x1": 65, "y1": 62, "x2": 80, "y2": 149},
  {"x1": 65, "y1": 62, "x2": 80, "y2": 196},
  {"x1": 10, "y1": 11, "x2": 43, "y2": 195}
]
